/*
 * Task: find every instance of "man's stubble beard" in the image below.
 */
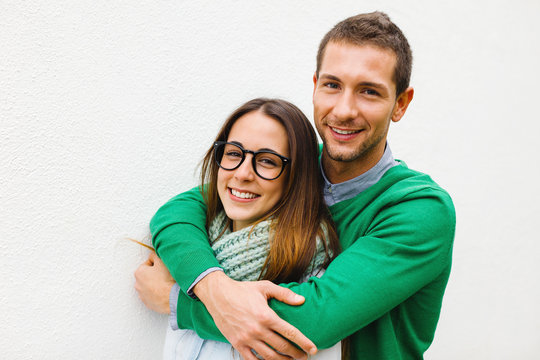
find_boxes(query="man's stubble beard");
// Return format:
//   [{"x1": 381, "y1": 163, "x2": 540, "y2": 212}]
[{"x1": 321, "y1": 128, "x2": 387, "y2": 164}]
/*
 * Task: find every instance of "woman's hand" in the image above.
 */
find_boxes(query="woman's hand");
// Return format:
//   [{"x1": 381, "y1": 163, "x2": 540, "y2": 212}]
[
  {"x1": 134, "y1": 252, "x2": 175, "y2": 314},
  {"x1": 194, "y1": 271, "x2": 318, "y2": 360}
]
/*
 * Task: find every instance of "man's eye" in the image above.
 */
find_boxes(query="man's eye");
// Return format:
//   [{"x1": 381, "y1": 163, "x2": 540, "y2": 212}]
[
  {"x1": 362, "y1": 89, "x2": 379, "y2": 96},
  {"x1": 324, "y1": 82, "x2": 339, "y2": 89}
]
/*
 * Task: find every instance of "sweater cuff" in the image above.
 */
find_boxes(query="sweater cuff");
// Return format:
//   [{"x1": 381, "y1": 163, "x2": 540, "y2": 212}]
[
  {"x1": 168, "y1": 283, "x2": 181, "y2": 330},
  {"x1": 186, "y1": 267, "x2": 224, "y2": 299}
]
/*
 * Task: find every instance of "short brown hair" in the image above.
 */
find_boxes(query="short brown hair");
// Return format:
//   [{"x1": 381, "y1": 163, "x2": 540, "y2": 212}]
[
  {"x1": 200, "y1": 98, "x2": 340, "y2": 283},
  {"x1": 316, "y1": 11, "x2": 413, "y2": 96}
]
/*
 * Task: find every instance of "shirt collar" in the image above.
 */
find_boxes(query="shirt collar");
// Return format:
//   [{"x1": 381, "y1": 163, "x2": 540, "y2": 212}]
[{"x1": 321, "y1": 143, "x2": 398, "y2": 206}]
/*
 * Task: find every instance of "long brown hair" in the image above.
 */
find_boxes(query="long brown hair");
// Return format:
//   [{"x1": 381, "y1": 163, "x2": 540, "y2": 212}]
[{"x1": 200, "y1": 98, "x2": 340, "y2": 283}]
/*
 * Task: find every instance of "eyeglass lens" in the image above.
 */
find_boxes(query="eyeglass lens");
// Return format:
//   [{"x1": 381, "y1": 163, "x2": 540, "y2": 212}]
[{"x1": 216, "y1": 143, "x2": 284, "y2": 180}]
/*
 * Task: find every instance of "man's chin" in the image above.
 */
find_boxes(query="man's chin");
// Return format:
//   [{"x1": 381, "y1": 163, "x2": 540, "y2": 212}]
[{"x1": 324, "y1": 147, "x2": 362, "y2": 163}]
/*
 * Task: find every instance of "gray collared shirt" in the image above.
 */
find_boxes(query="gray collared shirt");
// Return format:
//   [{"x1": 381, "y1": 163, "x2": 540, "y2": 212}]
[{"x1": 322, "y1": 143, "x2": 398, "y2": 206}]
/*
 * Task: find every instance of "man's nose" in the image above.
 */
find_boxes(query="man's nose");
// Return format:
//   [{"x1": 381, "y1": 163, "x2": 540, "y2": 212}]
[{"x1": 332, "y1": 90, "x2": 359, "y2": 120}]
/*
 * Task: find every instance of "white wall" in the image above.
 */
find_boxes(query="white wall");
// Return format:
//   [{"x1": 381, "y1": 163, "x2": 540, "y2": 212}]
[{"x1": 2, "y1": 1, "x2": 539, "y2": 358}]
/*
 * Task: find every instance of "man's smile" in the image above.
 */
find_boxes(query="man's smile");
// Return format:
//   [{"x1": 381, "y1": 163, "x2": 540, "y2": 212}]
[
  {"x1": 328, "y1": 126, "x2": 363, "y2": 141},
  {"x1": 330, "y1": 126, "x2": 361, "y2": 135}
]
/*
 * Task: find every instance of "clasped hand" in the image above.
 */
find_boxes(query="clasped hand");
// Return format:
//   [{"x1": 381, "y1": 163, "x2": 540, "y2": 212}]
[
  {"x1": 194, "y1": 271, "x2": 317, "y2": 360},
  {"x1": 135, "y1": 254, "x2": 317, "y2": 359}
]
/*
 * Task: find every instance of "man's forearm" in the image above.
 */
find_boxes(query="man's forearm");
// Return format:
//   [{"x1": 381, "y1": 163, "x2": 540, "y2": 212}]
[
  {"x1": 176, "y1": 274, "x2": 230, "y2": 343},
  {"x1": 178, "y1": 271, "x2": 317, "y2": 360},
  {"x1": 168, "y1": 268, "x2": 225, "y2": 330}
]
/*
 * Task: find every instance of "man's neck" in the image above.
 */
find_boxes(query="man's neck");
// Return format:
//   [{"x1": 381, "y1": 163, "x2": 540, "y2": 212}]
[{"x1": 322, "y1": 146, "x2": 385, "y2": 184}]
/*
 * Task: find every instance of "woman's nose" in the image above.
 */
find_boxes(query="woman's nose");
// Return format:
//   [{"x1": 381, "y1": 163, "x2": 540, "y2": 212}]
[{"x1": 233, "y1": 154, "x2": 256, "y2": 181}]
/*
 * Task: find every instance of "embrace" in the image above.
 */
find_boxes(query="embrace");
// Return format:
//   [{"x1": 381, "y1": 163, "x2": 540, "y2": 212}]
[{"x1": 135, "y1": 11, "x2": 455, "y2": 360}]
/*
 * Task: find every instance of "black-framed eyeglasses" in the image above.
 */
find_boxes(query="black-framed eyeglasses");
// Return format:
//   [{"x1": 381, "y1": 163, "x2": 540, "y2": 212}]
[{"x1": 213, "y1": 141, "x2": 290, "y2": 180}]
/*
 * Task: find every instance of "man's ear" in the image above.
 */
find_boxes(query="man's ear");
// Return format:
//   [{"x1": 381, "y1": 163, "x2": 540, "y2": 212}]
[
  {"x1": 312, "y1": 72, "x2": 318, "y2": 101},
  {"x1": 392, "y1": 87, "x2": 414, "y2": 123}
]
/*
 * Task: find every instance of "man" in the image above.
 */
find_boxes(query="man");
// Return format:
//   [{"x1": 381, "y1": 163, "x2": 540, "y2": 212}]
[{"x1": 135, "y1": 11, "x2": 455, "y2": 359}]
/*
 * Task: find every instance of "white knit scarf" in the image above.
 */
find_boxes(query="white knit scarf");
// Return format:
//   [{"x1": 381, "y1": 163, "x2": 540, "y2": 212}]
[{"x1": 209, "y1": 212, "x2": 329, "y2": 282}]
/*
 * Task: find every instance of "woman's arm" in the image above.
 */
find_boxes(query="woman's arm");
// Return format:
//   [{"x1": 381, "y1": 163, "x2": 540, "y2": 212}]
[{"x1": 150, "y1": 186, "x2": 221, "y2": 294}]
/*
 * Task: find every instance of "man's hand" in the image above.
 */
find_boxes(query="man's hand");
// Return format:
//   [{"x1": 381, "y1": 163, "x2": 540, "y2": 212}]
[
  {"x1": 194, "y1": 271, "x2": 317, "y2": 360},
  {"x1": 134, "y1": 252, "x2": 175, "y2": 314}
]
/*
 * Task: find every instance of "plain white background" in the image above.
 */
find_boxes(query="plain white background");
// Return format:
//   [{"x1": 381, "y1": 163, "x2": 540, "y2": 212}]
[{"x1": 1, "y1": 1, "x2": 539, "y2": 359}]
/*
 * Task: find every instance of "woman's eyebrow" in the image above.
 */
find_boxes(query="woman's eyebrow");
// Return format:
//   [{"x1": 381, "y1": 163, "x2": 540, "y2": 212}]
[
  {"x1": 228, "y1": 140, "x2": 278, "y2": 153},
  {"x1": 229, "y1": 140, "x2": 243, "y2": 147},
  {"x1": 257, "y1": 147, "x2": 278, "y2": 153}
]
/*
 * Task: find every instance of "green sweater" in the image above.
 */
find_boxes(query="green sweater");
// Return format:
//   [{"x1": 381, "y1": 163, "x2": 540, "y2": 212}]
[{"x1": 151, "y1": 162, "x2": 455, "y2": 359}]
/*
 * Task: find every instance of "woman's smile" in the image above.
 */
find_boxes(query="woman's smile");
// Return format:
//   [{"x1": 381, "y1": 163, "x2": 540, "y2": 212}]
[{"x1": 229, "y1": 187, "x2": 260, "y2": 200}]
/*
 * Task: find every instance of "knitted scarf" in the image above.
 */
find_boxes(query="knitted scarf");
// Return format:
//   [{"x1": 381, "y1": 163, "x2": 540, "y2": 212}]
[{"x1": 209, "y1": 212, "x2": 329, "y2": 282}]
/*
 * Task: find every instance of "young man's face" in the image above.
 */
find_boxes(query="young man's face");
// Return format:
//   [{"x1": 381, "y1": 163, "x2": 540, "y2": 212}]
[{"x1": 313, "y1": 42, "x2": 411, "y2": 179}]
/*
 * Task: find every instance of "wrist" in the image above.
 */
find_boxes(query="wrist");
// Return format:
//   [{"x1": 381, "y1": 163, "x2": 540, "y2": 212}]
[{"x1": 193, "y1": 270, "x2": 229, "y2": 303}]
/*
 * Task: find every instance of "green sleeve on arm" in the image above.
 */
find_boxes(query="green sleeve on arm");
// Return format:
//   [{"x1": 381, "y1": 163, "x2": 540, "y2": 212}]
[
  {"x1": 174, "y1": 189, "x2": 455, "y2": 350},
  {"x1": 176, "y1": 289, "x2": 227, "y2": 343},
  {"x1": 270, "y1": 190, "x2": 456, "y2": 348},
  {"x1": 150, "y1": 186, "x2": 221, "y2": 294}
]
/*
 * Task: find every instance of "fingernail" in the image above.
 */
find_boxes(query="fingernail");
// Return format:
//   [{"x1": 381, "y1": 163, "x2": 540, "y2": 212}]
[{"x1": 295, "y1": 295, "x2": 304, "y2": 302}]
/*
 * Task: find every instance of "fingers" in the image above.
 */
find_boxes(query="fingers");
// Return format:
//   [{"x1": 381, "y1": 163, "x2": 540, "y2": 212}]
[
  {"x1": 255, "y1": 282, "x2": 317, "y2": 353},
  {"x1": 243, "y1": 294, "x2": 316, "y2": 357},
  {"x1": 235, "y1": 347, "x2": 260, "y2": 360},
  {"x1": 148, "y1": 251, "x2": 158, "y2": 263},
  {"x1": 258, "y1": 281, "x2": 305, "y2": 306},
  {"x1": 198, "y1": 278, "x2": 316, "y2": 359},
  {"x1": 232, "y1": 319, "x2": 304, "y2": 360},
  {"x1": 142, "y1": 258, "x2": 152, "y2": 267},
  {"x1": 133, "y1": 258, "x2": 173, "y2": 314},
  {"x1": 152, "y1": 256, "x2": 167, "y2": 270},
  {"x1": 271, "y1": 317, "x2": 317, "y2": 356},
  {"x1": 142, "y1": 252, "x2": 160, "y2": 268},
  {"x1": 253, "y1": 331, "x2": 308, "y2": 360},
  {"x1": 134, "y1": 263, "x2": 147, "y2": 281},
  {"x1": 239, "y1": 342, "x2": 297, "y2": 360},
  {"x1": 141, "y1": 253, "x2": 156, "y2": 267},
  {"x1": 251, "y1": 343, "x2": 297, "y2": 360}
]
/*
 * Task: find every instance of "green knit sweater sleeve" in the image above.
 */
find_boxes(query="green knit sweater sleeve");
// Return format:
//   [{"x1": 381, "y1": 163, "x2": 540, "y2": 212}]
[
  {"x1": 271, "y1": 187, "x2": 456, "y2": 349},
  {"x1": 150, "y1": 186, "x2": 221, "y2": 293},
  {"x1": 174, "y1": 170, "x2": 456, "y2": 351}
]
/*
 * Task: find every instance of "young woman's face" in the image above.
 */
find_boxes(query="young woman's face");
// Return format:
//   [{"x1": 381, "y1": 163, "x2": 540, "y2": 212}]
[{"x1": 217, "y1": 110, "x2": 289, "y2": 231}]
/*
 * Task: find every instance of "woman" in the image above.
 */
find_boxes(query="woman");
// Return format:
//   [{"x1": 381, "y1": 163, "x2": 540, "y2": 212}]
[{"x1": 161, "y1": 98, "x2": 342, "y2": 359}]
